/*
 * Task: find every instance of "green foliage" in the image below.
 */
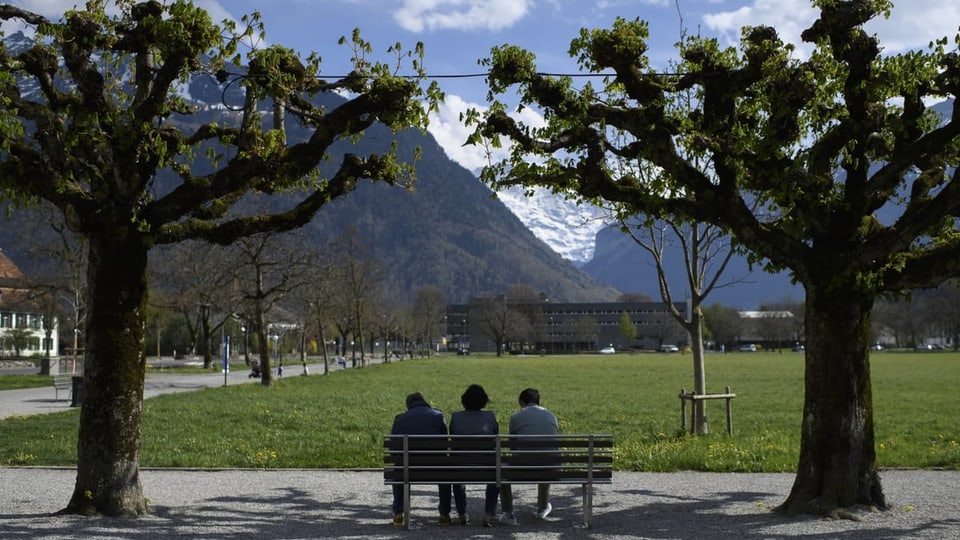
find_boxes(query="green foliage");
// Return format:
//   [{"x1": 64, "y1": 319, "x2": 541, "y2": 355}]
[
  {"x1": 468, "y1": 2, "x2": 960, "y2": 293},
  {"x1": 2, "y1": 352, "x2": 957, "y2": 470}
]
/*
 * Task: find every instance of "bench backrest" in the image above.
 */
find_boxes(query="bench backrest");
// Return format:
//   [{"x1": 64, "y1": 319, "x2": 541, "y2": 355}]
[{"x1": 383, "y1": 434, "x2": 613, "y2": 485}]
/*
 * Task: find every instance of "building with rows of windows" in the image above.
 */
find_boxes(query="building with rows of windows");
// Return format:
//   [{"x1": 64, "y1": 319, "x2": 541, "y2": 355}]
[
  {"x1": 445, "y1": 298, "x2": 689, "y2": 354},
  {"x1": 0, "y1": 249, "x2": 58, "y2": 358}
]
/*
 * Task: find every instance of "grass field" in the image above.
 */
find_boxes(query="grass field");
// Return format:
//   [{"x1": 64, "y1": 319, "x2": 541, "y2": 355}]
[{"x1": 1, "y1": 351, "x2": 958, "y2": 471}]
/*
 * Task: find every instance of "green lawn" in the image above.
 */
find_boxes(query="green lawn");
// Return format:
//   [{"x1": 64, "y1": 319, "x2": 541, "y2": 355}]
[
  {"x1": 0, "y1": 374, "x2": 51, "y2": 391},
  {"x1": 1, "y1": 351, "x2": 957, "y2": 470}
]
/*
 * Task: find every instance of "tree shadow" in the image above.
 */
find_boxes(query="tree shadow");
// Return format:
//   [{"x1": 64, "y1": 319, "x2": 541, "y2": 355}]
[{"x1": 1, "y1": 476, "x2": 957, "y2": 539}]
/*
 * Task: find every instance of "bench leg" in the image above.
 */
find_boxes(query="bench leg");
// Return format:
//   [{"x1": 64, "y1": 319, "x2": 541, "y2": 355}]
[
  {"x1": 582, "y1": 483, "x2": 593, "y2": 528},
  {"x1": 403, "y1": 484, "x2": 410, "y2": 530}
]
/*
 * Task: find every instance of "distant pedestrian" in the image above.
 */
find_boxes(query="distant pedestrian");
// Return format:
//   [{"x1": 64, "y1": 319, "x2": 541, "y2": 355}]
[
  {"x1": 389, "y1": 392, "x2": 451, "y2": 527},
  {"x1": 499, "y1": 387, "x2": 559, "y2": 525}
]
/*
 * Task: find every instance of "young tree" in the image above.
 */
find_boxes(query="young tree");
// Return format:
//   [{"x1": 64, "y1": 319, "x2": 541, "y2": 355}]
[
  {"x1": 0, "y1": 2, "x2": 437, "y2": 516},
  {"x1": 468, "y1": 0, "x2": 960, "y2": 516},
  {"x1": 623, "y1": 218, "x2": 738, "y2": 434}
]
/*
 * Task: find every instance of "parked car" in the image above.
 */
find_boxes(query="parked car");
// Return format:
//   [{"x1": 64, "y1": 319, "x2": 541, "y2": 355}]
[
  {"x1": 598, "y1": 346, "x2": 616, "y2": 354},
  {"x1": 738, "y1": 344, "x2": 757, "y2": 352},
  {"x1": 870, "y1": 343, "x2": 884, "y2": 351},
  {"x1": 914, "y1": 344, "x2": 933, "y2": 351},
  {"x1": 659, "y1": 344, "x2": 679, "y2": 353}
]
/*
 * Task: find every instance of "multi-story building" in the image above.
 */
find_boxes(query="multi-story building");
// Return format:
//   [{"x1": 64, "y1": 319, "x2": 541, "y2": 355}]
[
  {"x1": 446, "y1": 299, "x2": 688, "y2": 354},
  {"x1": 0, "y1": 249, "x2": 58, "y2": 358}
]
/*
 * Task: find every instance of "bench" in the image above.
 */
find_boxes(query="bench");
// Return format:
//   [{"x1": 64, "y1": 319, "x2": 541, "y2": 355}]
[
  {"x1": 384, "y1": 433, "x2": 613, "y2": 529},
  {"x1": 51, "y1": 374, "x2": 73, "y2": 400}
]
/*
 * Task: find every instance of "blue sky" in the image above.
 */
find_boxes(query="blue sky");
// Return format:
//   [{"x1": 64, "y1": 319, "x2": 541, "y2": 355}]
[{"x1": 6, "y1": 0, "x2": 960, "y2": 172}]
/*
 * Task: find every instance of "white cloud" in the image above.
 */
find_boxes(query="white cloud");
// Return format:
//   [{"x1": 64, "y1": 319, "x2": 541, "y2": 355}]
[
  {"x1": 427, "y1": 93, "x2": 495, "y2": 173},
  {"x1": 427, "y1": 92, "x2": 547, "y2": 174},
  {"x1": 703, "y1": 0, "x2": 960, "y2": 57},
  {"x1": 702, "y1": 0, "x2": 817, "y2": 53},
  {"x1": 395, "y1": 0, "x2": 531, "y2": 33}
]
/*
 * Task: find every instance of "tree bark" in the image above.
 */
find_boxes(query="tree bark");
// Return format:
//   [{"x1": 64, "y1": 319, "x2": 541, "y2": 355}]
[
  {"x1": 63, "y1": 228, "x2": 149, "y2": 516},
  {"x1": 689, "y1": 307, "x2": 709, "y2": 435},
  {"x1": 778, "y1": 283, "x2": 886, "y2": 515}
]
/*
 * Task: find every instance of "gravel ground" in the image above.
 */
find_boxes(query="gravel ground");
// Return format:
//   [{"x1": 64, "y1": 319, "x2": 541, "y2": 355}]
[{"x1": 1, "y1": 468, "x2": 958, "y2": 539}]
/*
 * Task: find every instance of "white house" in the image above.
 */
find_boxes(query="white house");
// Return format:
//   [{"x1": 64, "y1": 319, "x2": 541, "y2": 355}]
[{"x1": 0, "y1": 248, "x2": 59, "y2": 358}]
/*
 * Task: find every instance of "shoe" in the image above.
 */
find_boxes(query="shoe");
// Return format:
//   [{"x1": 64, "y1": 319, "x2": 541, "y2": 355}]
[
  {"x1": 483, "y1": 514, "x2": 496, "y2": 527},
  {"x1": 537, "y1": 502, "x2": 553, "y2": 519},
  {"x1": 499, "y1": 512, "x2": 518, "y2": 526},
  {"x1": 392, "y1": 514, "x2": 404, "y2": 527},
  {"x1": 457, "y1": 512, "x2": 469, "y2": 525},
  {"x1": 438, "y1": 513, "x2": 452, "y2": 526}
]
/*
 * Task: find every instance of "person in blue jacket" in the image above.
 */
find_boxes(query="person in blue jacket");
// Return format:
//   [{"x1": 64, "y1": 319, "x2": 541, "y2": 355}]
[
  {"x1": 448, "y1": 384, "x2": 500, "y2": 527},
  {"x1": 390, "y1": 392, "x2": 450, "y2": 526}
]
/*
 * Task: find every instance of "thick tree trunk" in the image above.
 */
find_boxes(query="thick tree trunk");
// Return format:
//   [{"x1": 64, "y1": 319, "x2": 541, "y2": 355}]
[
  {"x1": 778, "y1": 284, "x2": 886, "y2": 516},
  {"x1": 63, "y1": 229, "x2": 149, "y2": 516}
]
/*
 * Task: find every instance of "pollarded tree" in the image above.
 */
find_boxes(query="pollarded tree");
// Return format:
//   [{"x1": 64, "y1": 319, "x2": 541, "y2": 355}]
[
  {"x1": 469, "y1": 0, "x2": 960, "y2": 517},
  {"x1": 0, "y1": 1, "x2": 438, "y2": 516}
]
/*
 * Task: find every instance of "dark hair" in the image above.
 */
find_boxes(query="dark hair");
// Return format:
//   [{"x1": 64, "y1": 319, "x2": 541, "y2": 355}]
[
  {"x1": 460, "y1": 384, "x2": 489, "y2": 411},
  {"x1": 406, "y1": 392, "x2": 428, "y2": 408},
  {"x1": 519, "y1": 388, "x2": 540, "y2": 406}
]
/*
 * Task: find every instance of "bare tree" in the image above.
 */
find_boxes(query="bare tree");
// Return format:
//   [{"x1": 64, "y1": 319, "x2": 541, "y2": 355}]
[
  {"x1": 230, "y1": 233, "x2": 310, "y2": 386},
  {"x1": 328, "y1": 229, "x2": 386, "y2": 367},
  {"x1": 470, "y1": 295, "x2": 529, "y2": 357},
  {"x1": 411, "y1": 286, "x2": 446, "y2": 356},
  {"x1": 151, "y1": 242, "x2": 237, "y2": 368},
  {"x1": 620, "y1": 215, "x2": 739, "y2": 434}
]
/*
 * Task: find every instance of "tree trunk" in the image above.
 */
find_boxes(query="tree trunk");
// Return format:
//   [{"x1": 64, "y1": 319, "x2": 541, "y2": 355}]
[
  {"x1": 256, "y1": 302, "x2": 274, "y2": 387},
  {"x1": 63, "y1": 229, "x2": 149, "y2": 516},
  {"x1": 778, "y1": 283, "x2": 886, "y2": 515},
  {"x1": 689, "y1": 307, "x2": 709, "y2": 435}
]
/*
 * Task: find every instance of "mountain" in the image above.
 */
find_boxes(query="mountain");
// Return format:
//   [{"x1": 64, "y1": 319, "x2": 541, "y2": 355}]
[
  {"x1": 495, "y1": 187, "x2": 609, "y2": 264},
  {"x1": 581, "y1": 225, "x2": 803, "y2": 309},
  {"x1": 0, "y1": 34, "x2": 620, "y2": 304},
  {"x1": 499, "y1": 101, "x2": 954, "y2": 309}
]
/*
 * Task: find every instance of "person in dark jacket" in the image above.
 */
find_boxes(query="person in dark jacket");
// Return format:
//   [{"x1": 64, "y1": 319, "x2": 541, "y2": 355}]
[
  {"x1": 390, "y1": 392, "x2": 451, "y2": 526},
  {"x1": 448, "y1": 384, "x2": 500, "y2": 527}
]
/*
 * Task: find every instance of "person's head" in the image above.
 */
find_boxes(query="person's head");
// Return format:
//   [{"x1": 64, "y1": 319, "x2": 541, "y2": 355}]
[
  {"x1": 518, "y1": 387, "x2": 540, "y2": 407},
  {"x1": 460, "y1": 384, "x2": 489, "y2": 411},
  {"x1": 405, "y1": 392, "x2": 428, "y2": 409}
]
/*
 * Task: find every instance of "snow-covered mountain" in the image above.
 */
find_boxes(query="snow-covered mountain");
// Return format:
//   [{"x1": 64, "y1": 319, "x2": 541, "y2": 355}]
[{"x1": 492, "y1": 187, "x2": 610, "y2": 265}]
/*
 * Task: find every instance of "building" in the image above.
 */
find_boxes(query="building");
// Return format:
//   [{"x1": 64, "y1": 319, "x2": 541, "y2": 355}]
[
  {"x1": 0, "y1": 249, "x2": 59, "y2": 358},
  {"x1": 446, "y1": 299, "x2": 688, "y2": 354}
]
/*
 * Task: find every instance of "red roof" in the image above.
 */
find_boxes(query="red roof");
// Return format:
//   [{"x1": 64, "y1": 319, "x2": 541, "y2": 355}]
[{"x1": 0, "y1": 249, "x2": 25, "y2": 280}]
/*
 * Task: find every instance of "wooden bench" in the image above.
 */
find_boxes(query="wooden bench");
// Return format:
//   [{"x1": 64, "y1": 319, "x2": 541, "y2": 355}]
[
  {"x1": 51, "y1": 374, "x2": 73, "y2": 400},
  {"x1": 384, "y1": 433, "x2": 613, "y2": 528}
]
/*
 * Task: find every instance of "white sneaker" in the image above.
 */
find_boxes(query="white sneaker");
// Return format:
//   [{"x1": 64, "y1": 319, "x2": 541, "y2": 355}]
[
  {"x1": 536, "y1": 502, "x2": 552, "y2": 519},
  {"x1": 499, "y1": 512, "x2": 518, "y2": 526}
]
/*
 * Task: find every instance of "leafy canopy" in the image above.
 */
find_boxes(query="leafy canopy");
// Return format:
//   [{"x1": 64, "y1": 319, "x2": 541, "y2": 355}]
[{"x1": 467, "y1": 0, "x2": 960, "y2": 296}]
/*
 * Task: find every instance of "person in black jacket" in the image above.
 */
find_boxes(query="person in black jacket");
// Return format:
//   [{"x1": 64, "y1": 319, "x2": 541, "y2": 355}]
[
  {"x1": 448, "y1": 384, "x2": 500, "y2": 527},
  {"x1": 390, "y1": 392, "x2": 450, "y2": 526}
]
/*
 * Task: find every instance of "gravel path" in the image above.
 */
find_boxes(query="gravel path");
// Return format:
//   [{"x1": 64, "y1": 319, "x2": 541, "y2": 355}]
[{"x1": 1, "y1": 468, "x2": 958, "y2": 539}]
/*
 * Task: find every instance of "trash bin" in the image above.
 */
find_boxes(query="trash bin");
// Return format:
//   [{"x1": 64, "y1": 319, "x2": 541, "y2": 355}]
[{"x1": 71, "y1": 376, "x2": 84, "y2": 407}]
